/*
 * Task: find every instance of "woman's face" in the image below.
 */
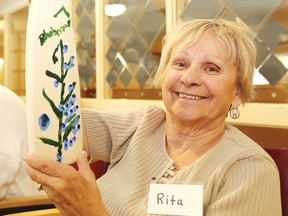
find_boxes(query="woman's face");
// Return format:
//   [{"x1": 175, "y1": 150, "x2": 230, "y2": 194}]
[{"x1": 162, "y1": 31, "x2": 242, "y2": 125}]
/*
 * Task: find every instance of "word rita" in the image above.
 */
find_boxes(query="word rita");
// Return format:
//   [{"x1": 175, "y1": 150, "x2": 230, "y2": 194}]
[{"x1": 157, "y1": 193, "x2": 184, "y2": 206}]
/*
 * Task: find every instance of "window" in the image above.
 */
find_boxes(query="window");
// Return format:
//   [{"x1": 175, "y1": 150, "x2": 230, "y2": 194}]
[{"x1": 2, "y1": 0, "x2": 288, "y2": 103}]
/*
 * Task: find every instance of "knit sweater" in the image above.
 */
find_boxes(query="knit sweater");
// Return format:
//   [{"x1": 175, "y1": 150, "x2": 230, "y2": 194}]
[{"x1": 83, "y1": 105, "x2": 282, "y2": 216}]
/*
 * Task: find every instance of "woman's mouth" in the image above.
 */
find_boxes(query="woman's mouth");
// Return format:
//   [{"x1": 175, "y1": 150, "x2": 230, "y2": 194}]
[{"x1": 178, "y1": 92, "x2": 205, "y2": 100}]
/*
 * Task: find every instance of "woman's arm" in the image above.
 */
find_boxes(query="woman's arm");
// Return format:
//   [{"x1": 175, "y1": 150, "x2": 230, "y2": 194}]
[
  {"x1": 205, "y1": 156, "x2": 282, "y2": 216},
  {"x1": 82, "y1": 107, "x2": 147, "y2": 164}
]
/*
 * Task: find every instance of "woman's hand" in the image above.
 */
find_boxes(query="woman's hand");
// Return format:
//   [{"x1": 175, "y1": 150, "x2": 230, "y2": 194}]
[{"x1": 24, "y1": 151, "x2": 109, "y2": 216}]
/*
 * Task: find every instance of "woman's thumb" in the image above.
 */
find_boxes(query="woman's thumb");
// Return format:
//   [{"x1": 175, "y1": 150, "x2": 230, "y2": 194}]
[{"x1": 76, "y1": 150, "x2": 94, "y2": 179}]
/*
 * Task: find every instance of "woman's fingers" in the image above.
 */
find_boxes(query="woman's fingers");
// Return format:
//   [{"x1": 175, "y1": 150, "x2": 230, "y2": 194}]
[
  {"x1": 24, "y1": 152, "x2": 108, "y2": 215},
  {"x1": 76, "y1": 150, "x2": 89, "y2": 171},
  {"x1": 23, "y1": 153, "x2": 71, "y2": 176},
  {"x1": 23, "y1": 152, "x2": 106, "y2": 215},
  {"x1": 23, "y1": 153, "x2": 76, "y2": 187},
  {"x1": 76, "y1": 151, "x2": 95, "y2": 181},
  {"x1": 24, "y1": 153, "x2": 54, "y2": 184}
]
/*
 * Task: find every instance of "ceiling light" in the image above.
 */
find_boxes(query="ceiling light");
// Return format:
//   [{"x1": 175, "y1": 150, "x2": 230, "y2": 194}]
[{"x1": 105, "y1": 4, "x2": 126, "y2": 17}]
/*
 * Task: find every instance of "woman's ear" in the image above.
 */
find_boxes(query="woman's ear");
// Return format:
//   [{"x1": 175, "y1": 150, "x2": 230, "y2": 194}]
[{"x1": 232, "y1": 86, "x2": 243, "y2": 108}]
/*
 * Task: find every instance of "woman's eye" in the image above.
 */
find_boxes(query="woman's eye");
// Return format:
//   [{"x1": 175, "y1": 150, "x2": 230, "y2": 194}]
[
  {"x1": 173, "y1": 61, "x2": 187, "y2": 69},
  {"x1": 207, "y1": 67, "x2": 217, "y2": 72},
  {"x1": 205, "y1": 65, "x2": 220, "y2": 73}
]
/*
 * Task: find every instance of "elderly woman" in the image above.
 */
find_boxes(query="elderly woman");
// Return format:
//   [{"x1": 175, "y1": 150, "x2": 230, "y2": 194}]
[{"x1": 24, "y1": 19, "x2": 282, "y2": 215}]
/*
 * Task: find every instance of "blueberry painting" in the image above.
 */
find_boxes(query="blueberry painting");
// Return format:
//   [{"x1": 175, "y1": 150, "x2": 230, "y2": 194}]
[
  {"x1": 37, "y1": 38, "x2": 81, "y2": 162},
  {"x1": 26, "y1": 0, "x2": 83, "y2": 164}
]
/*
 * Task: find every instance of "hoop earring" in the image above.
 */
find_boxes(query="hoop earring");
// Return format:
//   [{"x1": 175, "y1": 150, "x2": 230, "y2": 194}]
[{"x1": 229, "y1": 107, "x2": 240, "y2": 119}]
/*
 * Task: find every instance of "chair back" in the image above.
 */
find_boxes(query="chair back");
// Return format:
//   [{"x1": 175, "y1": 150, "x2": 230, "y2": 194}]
[
  {"x1": 263, "y1": 146, "x2": 288, "y2": 216},
  {"x1": 71, "y1": 160, "x2": 109, "y2": 179},
  {"x1": 90, "y1": 161, "x2": 110, "y2": 178}
]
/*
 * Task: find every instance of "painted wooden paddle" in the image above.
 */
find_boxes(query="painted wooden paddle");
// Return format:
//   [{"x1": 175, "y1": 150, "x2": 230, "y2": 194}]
[{"x1": 25, "y1": 0, "x2": 83, "y2": 164}]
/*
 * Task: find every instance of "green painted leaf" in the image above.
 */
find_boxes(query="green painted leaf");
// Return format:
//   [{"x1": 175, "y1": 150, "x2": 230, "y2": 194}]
[
  {"x1": 45, "y1": 70, "x2": 62, "y2": 82},
  {"x1": 62, "y1": 82, "x2": 76, "y2": 104},
  {"x1": 65, "y1": 113, "x2": 76, "y2": 123},
  {"x1": 63, "y1": 115, "x2": 79, "y2": 140},
  {"x1": 52, "y1": 44, "x2": 59, "y2": 64},
  {"x1": 42, "y1": 89, "x2": 62, "y2": 118},
  {"x1": 63, "y1": 123, "x2": 74, "y2": 140},
  {"x1": 39, "y1": 137, "x2": 59, "y2": 147}
]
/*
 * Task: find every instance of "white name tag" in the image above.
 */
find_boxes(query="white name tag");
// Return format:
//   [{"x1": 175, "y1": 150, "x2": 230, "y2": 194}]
[{"x1": 147, "y1": 183, "x2": 203, "y2": 216}]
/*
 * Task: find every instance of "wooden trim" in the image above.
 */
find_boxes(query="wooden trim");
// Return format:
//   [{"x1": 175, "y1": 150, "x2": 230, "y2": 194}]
[
  {"x1": 5, "y1": 208, "x2": 60, "y2": 216},
  {"x1": 253, "y1": 85, "x2": 288, "y2": 103},
  {"x1": 95, "y1": 0, "x2": 104, "y2": 99},
  {"x1": 112, "y1": 88, "x2": 162, "y2": 100},
  {"x1": 0, "y1": 195, "x2": 51, "y2": 209}
]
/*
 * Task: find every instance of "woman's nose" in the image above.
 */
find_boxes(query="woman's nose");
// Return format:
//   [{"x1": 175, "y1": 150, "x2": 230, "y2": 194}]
[{"x1": 180, "y1": 66, "x2": 202, "y2": 86}]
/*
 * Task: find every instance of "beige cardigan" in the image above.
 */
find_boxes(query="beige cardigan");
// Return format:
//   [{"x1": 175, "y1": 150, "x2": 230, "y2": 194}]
[{"x1": 83, "y1": 105, "x2": 282, "y2": 216}]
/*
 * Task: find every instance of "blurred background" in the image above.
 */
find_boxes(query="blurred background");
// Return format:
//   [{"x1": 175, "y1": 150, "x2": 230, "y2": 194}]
[{"x1": 0, "y1": 0, "x2": 287, "y2": 147}]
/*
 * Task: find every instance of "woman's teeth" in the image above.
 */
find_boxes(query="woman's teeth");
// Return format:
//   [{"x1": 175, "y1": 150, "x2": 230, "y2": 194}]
[{"x1": 179, "y1": 93, "x2": 203, "y2": 100}]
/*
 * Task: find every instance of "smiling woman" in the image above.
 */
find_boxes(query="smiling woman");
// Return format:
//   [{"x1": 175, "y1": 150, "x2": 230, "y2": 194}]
[
  {"x1": 161, "y1": 29, "x2": 241, "y2": 128},
  {"x1": 23, "y1": 18, "x2": 282, "y2": 216}
]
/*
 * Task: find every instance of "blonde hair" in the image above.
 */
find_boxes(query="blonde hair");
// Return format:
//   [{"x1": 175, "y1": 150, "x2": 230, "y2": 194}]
[{"x1": 154, "y1": 18, "x2": 257, "y2": 104}]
